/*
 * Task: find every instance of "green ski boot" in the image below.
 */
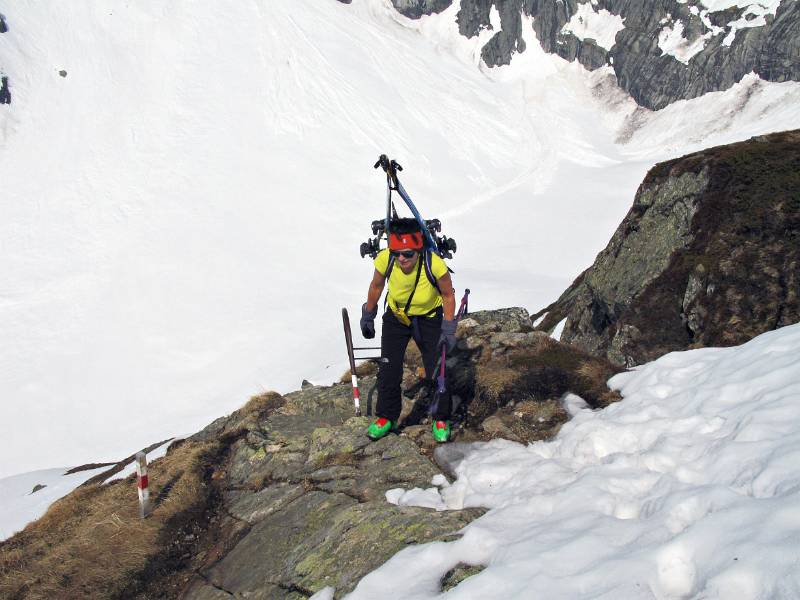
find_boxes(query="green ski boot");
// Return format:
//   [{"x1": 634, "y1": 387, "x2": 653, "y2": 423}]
[
  {"x1": 367, "y1": 417, "x2": 395, "y2": 441},
  {"x1": 432, "y1": 420, "x2": 451, "y2": 443}
]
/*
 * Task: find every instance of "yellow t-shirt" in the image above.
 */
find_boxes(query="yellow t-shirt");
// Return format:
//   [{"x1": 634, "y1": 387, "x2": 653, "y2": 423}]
[{"x1": 374, "y1": 249, "x2": 448, "y2": 317}]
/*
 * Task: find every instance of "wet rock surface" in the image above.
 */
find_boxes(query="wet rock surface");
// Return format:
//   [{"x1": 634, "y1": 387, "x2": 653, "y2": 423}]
[{"x1": 535, "y1": 130, "x2": 800, "y2": 367}]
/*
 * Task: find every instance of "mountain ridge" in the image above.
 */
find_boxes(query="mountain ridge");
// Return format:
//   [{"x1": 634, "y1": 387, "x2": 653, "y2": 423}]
[{"x1": 359, "y1": 0, "x2": 800, "y2": 110}]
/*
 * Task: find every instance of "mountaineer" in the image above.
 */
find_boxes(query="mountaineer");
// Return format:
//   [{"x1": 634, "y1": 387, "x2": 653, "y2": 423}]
[{"x1": 360, "y1": 217, "x2": 457, "y2": 443}]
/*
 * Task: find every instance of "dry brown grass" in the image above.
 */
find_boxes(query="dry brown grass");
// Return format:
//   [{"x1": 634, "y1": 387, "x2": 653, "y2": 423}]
[
  {"x1": 242, "y1": 391, "x2": 284, "y2": 416},
  {"x1": 575, "y1": 359, "x2": 625, "y2": 407},
  {"x1": 475, "y1": 364, "x2": 518, "y2": 400},
  {"x1": 595, "y1": 389, "x2": 624, "y2": 408},
  {"x1": 513, "y1": 398, "x2": 564, "y2": 423},
  {"x1": 339, "y1": 361, "x2": 380, "y2": 383},
  {"x1": 576, "y1": 360, "x2": 609, "y2": 385},
  {"x1": 0, "y1": 439, "x2": 222, "y2": 600}
]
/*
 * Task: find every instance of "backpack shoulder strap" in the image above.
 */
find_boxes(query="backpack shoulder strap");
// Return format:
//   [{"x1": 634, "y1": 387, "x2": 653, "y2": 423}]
[
  {"x1": 385, "y1": 254, "x2": 395, "y2": 279},
  {"x1": 423, "y1": 249, "x2": 442, "y2": 293}
]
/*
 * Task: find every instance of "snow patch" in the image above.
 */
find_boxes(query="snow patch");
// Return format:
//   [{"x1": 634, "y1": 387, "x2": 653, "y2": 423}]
[
  {"x1": 658, "y1": 19, "x2": 716, "y2": 63},
  {"x1": 356, "y1": 324, "x2": 800, "y2": 598},
  {"x1": 561, "y1": 3, "x2": 625, "y2": 51},
  {"x1": 550, "y1": 317, "x2": 567, "y2": 341},
  {"x1": 719, "y1": 1, "x2": 782, "y2": 46},
  {"x1": 659, "y1": 1, "x2": 783, "y2": 60},
  {"x1": 0, "y1": 466, "x2": 111, "y2": 541},
  {"x1": 386, "y1": 486, "x2": 447, "y2": 511},
  {"x1": 309, "y1": 587, "x2": 335, "y2": 600},
  {"x1": 562, "y1": 392, "x2": 589, "y2": 416},
  {"x1": 699, "y1": 0, "x2": 781, "y2": 12},
  {"x1": 489, "y1": 6, "x2": 502, "y2": 33}
]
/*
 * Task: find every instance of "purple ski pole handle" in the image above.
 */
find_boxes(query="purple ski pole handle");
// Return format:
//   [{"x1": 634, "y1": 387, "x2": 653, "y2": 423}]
[{"x1": 437, "y1": 345, "x2": 447, "y2": 393}]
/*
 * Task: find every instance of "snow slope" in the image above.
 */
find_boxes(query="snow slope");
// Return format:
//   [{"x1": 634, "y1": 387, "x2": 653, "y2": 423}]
[
  {"x1": 349, "y1": 322, "x2": 800, "y2": 599},
  {"x1": 1, "y1": 0, "x2": 799, "y2": 483},
  {"x1": 0, "y1": 465, "x2": 110, "y2": 541}
]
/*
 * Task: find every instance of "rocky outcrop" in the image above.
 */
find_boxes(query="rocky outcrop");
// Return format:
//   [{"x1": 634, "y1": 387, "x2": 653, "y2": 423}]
[
  {"x1": 534, "y1": 130, "x2": 800, "y2": 367},
  {"x1": 391, "y1": 0, "x2": 453, "y2": 19},
  {"x1": 395, "y1": 307, "x2": 621, "y2": 449},
  {"x1": 372, "y1": 0, "x2": 800, "y2": 111},
  {"x1": 1, "y1": 308, "x2": 623, "y2": 599},
  {"x1": 0, "y1": 14, "x2": 9, "y2": 105},
  {"x1": 175, "y1": 313, "x2": 618, "y2": 599},
  {"x1": 173, "y1": 311, "x2": 617, "y2": 599},
  {"x1": 0, "y1": 77, "x2": 10, "y2": 105},
  {"x1": 181, "y1": 385, "x2": 482, "y2": 599},
  {"x1": 337, "y1": 0, "x2": 452, "y2": 17}
]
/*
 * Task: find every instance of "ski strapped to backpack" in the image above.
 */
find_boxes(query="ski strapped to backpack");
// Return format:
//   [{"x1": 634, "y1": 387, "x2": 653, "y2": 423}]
[{"x1": 360, "y1": 154, "x2": 457, "y2": 262}]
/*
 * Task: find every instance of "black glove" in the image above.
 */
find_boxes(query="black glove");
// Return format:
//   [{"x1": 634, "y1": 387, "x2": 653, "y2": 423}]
[
  {"x1": 360, "y1": 303, "x2": 378, "y2": 339},
  {"x1": 439, "y1": 319, "x2": 457, "y2": 352}
]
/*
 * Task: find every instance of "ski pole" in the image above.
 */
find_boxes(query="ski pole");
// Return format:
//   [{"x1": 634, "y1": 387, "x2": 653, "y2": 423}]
[{"x1": 431, "y1": 288, "x2": 471, "y2": 415}]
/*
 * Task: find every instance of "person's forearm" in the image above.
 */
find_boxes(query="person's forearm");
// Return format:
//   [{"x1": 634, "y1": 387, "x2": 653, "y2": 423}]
[
  {"x1": 366, "y1": 281, "x2": 384, "y2": 311},
  {"x1": 442, "y1": 292, "x2": 456, "y2": 321}
]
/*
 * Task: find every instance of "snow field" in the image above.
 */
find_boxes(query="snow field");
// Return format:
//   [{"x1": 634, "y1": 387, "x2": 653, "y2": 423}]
[
  {"x1": 1, "y1": 0, "x2": 799, "y2": 488},
  {"x1": 369, "y1": 323, "x2": 800, "y2": 599}
]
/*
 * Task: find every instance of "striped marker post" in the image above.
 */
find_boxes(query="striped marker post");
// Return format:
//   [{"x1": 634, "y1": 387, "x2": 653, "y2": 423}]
[
  {"x1": 342, "y1": 307, "x2": 386, "y2": 417},
  {"x1": 342, "y1": 308, "x2": 362, "y2": 416},
  {"x1": 135, "y1": 451, "x2": 151, "y2": 519},
  {"x1": 351, "y1": 372, "x2": 362, "y2": 416}
]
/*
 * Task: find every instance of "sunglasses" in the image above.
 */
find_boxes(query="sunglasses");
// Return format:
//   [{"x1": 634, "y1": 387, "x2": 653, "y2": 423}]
[{"x1": 390, "y1": 250, "x2": 418, "y2": 259}]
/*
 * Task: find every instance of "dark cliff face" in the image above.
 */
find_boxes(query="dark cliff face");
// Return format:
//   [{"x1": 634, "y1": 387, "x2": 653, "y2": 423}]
[
  {"x1": 378, "y1": 0, "x2": 800, "y2": 111},
  {"x1": 534, "y1": 130, "x2": 800, "y2": 367}
]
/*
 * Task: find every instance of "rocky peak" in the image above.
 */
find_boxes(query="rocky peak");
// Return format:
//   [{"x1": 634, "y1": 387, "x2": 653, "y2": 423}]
[
  {"x1": 534, "y1": 129, "x2": 800, "y2": 367},
  {"x1": 376, "y1": 0, "x2": 800, "y2": 111}
]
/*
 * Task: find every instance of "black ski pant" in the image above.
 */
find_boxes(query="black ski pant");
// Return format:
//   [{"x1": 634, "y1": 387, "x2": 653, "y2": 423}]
[{"x1": 376, "y1": 307, "x2": 451, "y2": 422}]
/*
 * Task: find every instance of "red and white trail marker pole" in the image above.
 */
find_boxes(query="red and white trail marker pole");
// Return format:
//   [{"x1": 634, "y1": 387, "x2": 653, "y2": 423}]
[{"x1": 135, "y1": 451, "x2": 151, "y2": 519}]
